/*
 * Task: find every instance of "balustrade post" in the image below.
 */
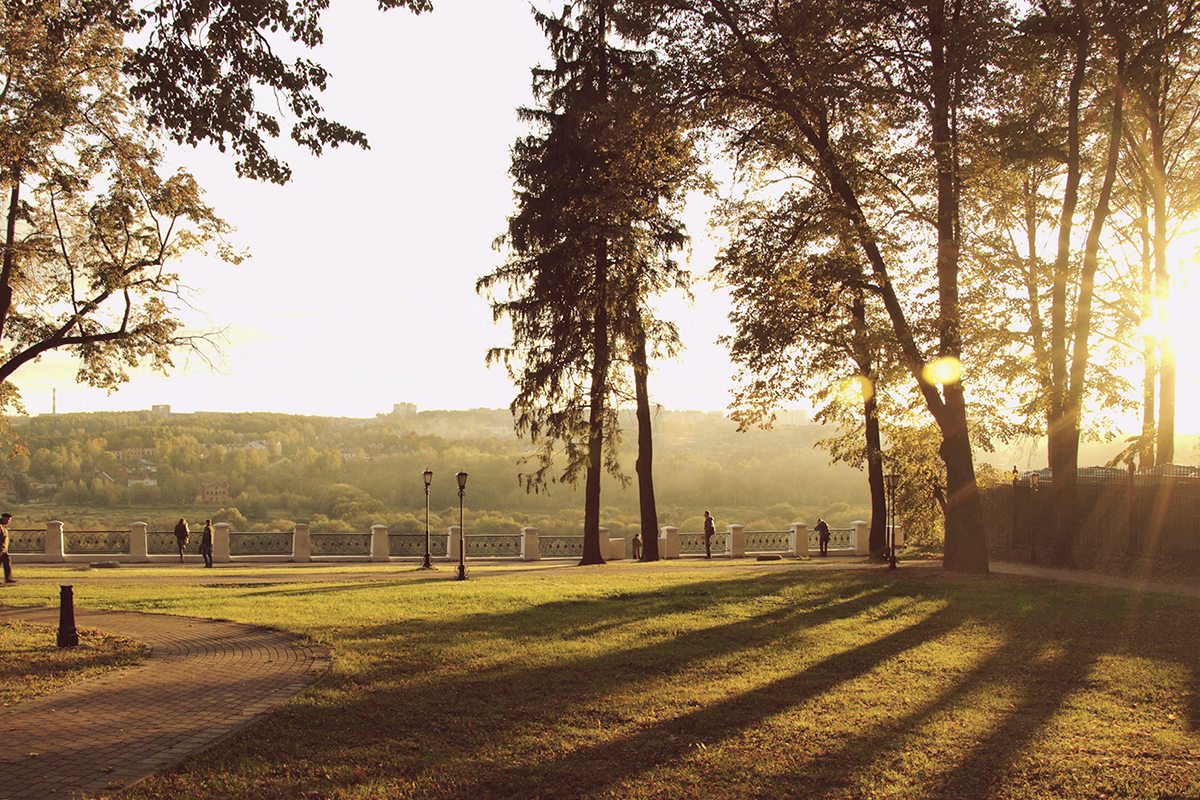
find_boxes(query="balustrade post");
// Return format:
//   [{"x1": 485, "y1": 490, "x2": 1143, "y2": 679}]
[
  {"x1": 130, "y1": 522, "x2": 149, "y2": 562},
  {"x1": 371, "y1": 524, "x2": 390, "y2": 562},
  {"x1": 790, "y1": 522, "x2": 808, "y2": 558},
  {"x1": 661, "y1": 525, "x2": 680, "y2": 559},
  {"x1": 448, "y1": 526, "x2": 461, "y2": 562},
  {"x1": 599, "y1": 526, "x2": 622, "y2": 560},
  {"x1": 47, "y1": 520, "x2": 65, "y2": 562},
  {"x1": 852, "y1": 520, "x2": 870, "y2": 556},
  {"x1": 727, "y1": 524, "x2": 746, "y2": 557},
  {"x1": 213, "y1": 522, "x2": 232, "y2": 563},
  {"x1": 521, "y1": 526, "x2": 540, "y2": 561},
  {"x1": 293, "y1": 523, "x2": 311, "y2": 563}
]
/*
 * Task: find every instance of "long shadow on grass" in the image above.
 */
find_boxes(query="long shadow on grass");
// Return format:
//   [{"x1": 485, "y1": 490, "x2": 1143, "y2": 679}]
[
  {"x1": 161, "y1": 570, "x2": 1200, "y2": 800},
  {"x1": 768, "y1": 587, "x2": 1115, "y2": 798},
  {"x1": 217, "y1": 571, "x2": 958, "y2": 799}
]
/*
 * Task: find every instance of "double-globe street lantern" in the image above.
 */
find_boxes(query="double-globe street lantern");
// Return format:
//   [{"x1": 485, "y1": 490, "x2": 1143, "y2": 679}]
[
  {"x1": 455, "y1": 471, "x2": 468, "y2": 581},
  {"x1": 884, "y1": 472, "x2": 900, "y2": 570},
  {"x1": 421, "y1": 469, "x2": 434, "y2": 569}
]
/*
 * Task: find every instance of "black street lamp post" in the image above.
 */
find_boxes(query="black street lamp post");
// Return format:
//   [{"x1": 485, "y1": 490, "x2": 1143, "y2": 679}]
[
  {"x1": 422, "y1": 469, "x2": 434, "y2": 569},
  {"x1": 455, "y1": 471, "x2": 468, "y2": 581},
  {"x1": 884, "y1": 472, "x2": 899, "y2": 570}
]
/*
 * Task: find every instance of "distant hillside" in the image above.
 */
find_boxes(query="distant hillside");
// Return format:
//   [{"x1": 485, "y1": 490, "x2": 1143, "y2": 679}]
[{"x1": 2, "y1": 407, "x2": 870, "y2": 534}]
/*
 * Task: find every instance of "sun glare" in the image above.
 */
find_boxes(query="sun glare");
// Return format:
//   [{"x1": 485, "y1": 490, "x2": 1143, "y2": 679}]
[{"x1": 922, "y1": 356, "x2": 963, "y2": 386}]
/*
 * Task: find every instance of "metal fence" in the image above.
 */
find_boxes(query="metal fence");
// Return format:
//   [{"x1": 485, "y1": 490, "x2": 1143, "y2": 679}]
[{"x1": 987, "y1": 475, "x2": 1200, "y2": 562}]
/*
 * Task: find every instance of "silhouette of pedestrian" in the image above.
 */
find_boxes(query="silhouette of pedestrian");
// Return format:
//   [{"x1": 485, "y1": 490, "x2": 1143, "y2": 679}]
[
  {"x1": 0, "y1": 512, "x2": 15, "y2": 583},
  {"x1": 703, "y1": 511, "x2": 715, "y2": 558},
  {"x1": 632, "y1": 531, "x2": 642, "y2": 560},
  {"x1": 815, "y1": 518, "x2": 830, "y2": 556},
  {"x1": 173, "y1": 518, "x2": 190, "y2": 562},
  {"x1": 199, "y1": 519, "x2": 214, "y2": 568}
]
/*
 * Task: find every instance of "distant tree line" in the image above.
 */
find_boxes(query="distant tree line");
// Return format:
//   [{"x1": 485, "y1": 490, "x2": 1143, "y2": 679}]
[{"x1": 3, "y1": 409, "x2": 878, "y2": 540}]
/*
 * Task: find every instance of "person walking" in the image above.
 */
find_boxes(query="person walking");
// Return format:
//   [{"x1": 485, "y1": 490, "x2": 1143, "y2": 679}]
[
  {"x1": 199, "y1": 519, "x2": 214, "y2": 568},
  {"x1": 703, "y1": 510, "x2": 715, "y2": 559},
  {"x1": 0, "y1": 512, "x2": 15, "y2": 583},
  {"x1": 815, "y1": 518, "x2": 831, "y2": 556},
  {"x1": 173, "y1": 518, "x2": 190, "y2": 562},
  {"x1": 632, "y1": 531, "x2": 642, "y2": 561}
]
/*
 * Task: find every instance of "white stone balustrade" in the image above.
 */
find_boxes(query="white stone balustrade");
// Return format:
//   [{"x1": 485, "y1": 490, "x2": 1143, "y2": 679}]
[{"x1": 11, "y1": 517, "x2": 895, "y2": 564}]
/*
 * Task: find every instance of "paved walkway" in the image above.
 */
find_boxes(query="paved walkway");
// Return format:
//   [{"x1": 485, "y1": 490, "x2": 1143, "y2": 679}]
[{"x1": 0, "y1": 606, "x2": 329, "y2": 799}]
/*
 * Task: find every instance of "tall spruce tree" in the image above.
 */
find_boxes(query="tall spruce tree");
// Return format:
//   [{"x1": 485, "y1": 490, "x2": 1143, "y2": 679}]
[{"x1": 480, "y1": 2, "x2": 694, "y2": 566}]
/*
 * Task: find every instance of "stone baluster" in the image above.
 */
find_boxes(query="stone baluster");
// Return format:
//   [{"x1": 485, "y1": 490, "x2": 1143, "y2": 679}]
[
  {"x1": 213, "y1": 522, "x2": 232, "y2": 563},
  {"x1": 293, "y1": 523, "x2": 311, "y2": 563},
  {"x1": 660, "y1": 525, "x2": 680, "y2": 559},
  {"x1": 130, "y1": 521, "x2": 149, "y2": 562},
  {"x1": 371, "y1": 524, "x2": 390, "y2": 562},
  {"x1": 790, "y1": 521, "x2": 808, "y2": 558},
  {"x1": 727, "y1": 524, "x2": 746, "y2": 557},
  {"x1": 46, "y1": 520, "x2": 65, "y2": 563},
  {"x1": 853, "y1": 520, "x2": 870, "y2": 555},
  {"x1": 521, "y1": 526, "x2": 540, "y2": 561}
]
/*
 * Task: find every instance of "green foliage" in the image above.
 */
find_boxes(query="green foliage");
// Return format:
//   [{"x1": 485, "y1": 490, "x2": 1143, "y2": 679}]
[{"x1": 3, "y1": 408, "x2": 880, "y2": 536}]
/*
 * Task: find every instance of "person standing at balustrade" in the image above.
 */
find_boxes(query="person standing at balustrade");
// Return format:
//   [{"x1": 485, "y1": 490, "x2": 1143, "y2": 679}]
[
  {"x1": 703, "y1": 511, "x2": 715, "y2": 559},
  {"x1": 815, "y1": 518, "x2": 831, "y2": 556},
  {"x1": 199, "y1": 519, "x2": 214, "y2": 568},
  {"x1": 173, "y1": 518, "x2": 190, "y2": 562},
  {"x1": 0, "y1": 513, "x2": 14, "y2": 583}
]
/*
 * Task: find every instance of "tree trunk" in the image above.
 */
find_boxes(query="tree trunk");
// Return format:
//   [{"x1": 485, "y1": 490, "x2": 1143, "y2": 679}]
[
  {"x1": 849, "y1": 294, "x2": 887, "y2": 559},
  {"x1": 1138, "y1": 180, "x2": 1157, "y2": 469},
  {"x1": 632, "y1": 321, "x2": 660, "y2": 561},
  {"x1": 581, "y1": 237, "x2": 609, "y2": 567},
  {"x1": 0, "y1": 169, "x2": 18, "y2": 339},
  {"x1": 928, "y1": 0, "x2": 988, "y2": 574},
  {"x1": 865, "y1": 382, "x2": 887, "y2": 559},
  {"x1": 1046, "y1": 9, "x2": 1088, "y2": 568},
  {"x1": 1151, "y1": 104, "x2": 1175, "y2": 464}
]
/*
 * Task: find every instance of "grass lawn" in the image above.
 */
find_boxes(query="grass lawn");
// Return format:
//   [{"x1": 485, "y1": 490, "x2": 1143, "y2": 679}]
[
  {"x1": 2, "y1": 560, "x2": 1198, "y2": 799},
  {"x1": 0, "y1": 619, "x2": 145, "y2": 705}
]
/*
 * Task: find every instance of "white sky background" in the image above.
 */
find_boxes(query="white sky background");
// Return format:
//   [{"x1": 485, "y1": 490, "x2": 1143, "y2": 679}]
[
  {"x1": 10, "y1": 0, "x2": 1200, "y2": 444},
  {"x1": 14, "y1": 0, "x2": 737, "y2": 419}
]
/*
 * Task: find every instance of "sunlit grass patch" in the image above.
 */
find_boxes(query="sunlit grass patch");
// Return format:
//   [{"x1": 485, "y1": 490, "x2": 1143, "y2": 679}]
[
  {"x1": 3, "y1": 562, "x2": 1197, "y2": 799},
  {"x1": 0, "y1": 620, "x2": 146, "y2": 705}
]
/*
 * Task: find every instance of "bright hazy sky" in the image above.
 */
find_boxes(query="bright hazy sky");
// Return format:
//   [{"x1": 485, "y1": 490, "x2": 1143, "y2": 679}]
[
  {"x1": 10, "y1": 1, "x2": 1200, "y2": 440},
  {"x1": 14, "y1": 0, "x2": 735, "y2": 419}
]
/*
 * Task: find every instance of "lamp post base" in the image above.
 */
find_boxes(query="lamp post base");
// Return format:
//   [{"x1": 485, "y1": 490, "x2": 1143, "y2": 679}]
[
  {"x1": 455, "y1": 563, "x2": 468, "y2": 581},
  {"x1": 421, "y1": 553, "x2": 434, "y2": 569}
]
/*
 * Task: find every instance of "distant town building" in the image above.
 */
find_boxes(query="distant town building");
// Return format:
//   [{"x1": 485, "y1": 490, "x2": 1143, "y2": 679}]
[
  {"x1": 774, "y1": 409, "x2": 811, "y2": 426},
  {"x1": 152, "y1": 404, "x2": 171, "y2": 417},
  {"x1": 392, "y1": 402, "x2": 417, "y2": 418},
  {"x1": 114, "y1": 447, "x2": 155, "y2": 462},
  {"x1": 0, "y1": 478, "x2": 15, "y2": 500},
  {"x1": 127, "y1": 478, "x2": 158, "y2": 487},
  {"x1": 196, "y1": 482, "x2": 229, "y2": 504}
]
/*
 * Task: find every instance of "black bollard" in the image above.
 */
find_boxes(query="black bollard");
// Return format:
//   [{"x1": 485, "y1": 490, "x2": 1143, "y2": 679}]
[{"x1": 57, "y1": 584, "x2": 78, "y2": 648}]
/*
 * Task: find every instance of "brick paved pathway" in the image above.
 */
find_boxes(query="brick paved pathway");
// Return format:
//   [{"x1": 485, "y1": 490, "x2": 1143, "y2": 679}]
[{"x1": 0, "y1": 606, "x2": 329, "y2": 799}]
